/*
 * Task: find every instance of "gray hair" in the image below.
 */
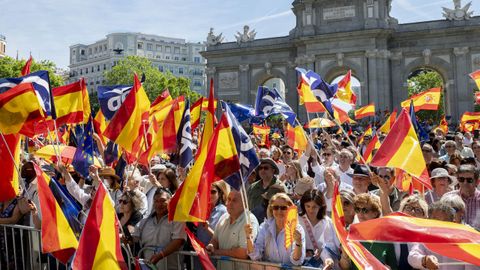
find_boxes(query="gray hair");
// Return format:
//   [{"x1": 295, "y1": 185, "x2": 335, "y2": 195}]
[
  {"x1": 428, "y1": 201, "x2": 455, "y2": 222},
  {"x1": 399, "y1": 195, "x2": 428, "y2": 215},
  {"x1": 440, "y1": 194, "x2": 465, "y2": 213},
  {"x1": 458, "y1": 164, "x2": 479, "y2": 180}
]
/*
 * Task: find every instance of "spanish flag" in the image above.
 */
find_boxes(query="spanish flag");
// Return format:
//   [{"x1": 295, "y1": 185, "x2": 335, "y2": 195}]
[
  {"x1": 297, "y1": 77, "x2": 326, "y2": 113},
  {"x1": 370, "y1": 109, "x2": 431, "y2": 189},
  {"x1": 169, "y1": 113, "x2": 240, "y2": 222},
  {"x1": 0, "y1": 134, "x2": 21, "y2": 202},
  {"x1": 336, "y1": 70, "x2": 356, "y2": 106},
  {"x1": 284, "y1": 206, "x2": 298, "y2": 249},
  {"x1": 104, "y1": 74, "x2": 150, "y2": 157},
  {"x1": 201, "y1": 97, "x2": 217, "y2": 111},
  {"x1": 354, "y1": 103, "x2": 375, "y2": 119},
  {"x1": 197, "y1": 79, "x2": 216, "y2": 157},
  {"x1": 461, "y1": 111, "x2": 480, "y2": 123},
  {"x1": 190, "y1": 97, "x2": 203, "y2": 130},
  {"x1": 349, "y1": 212, "x2": 480, "y2": 266},
  {"x1": 469, "y1": 70, "x2": 480, "y2": 90},
  {"x1": 286, "y1": 123, "x2": 307, "y2": 152},
  {"x1": 332, "y1": 98, "x2": 354, "y2": 124},
  {"x1": 35, "y1": 163, "x2": 78, "y2": 264},
  {"x1": 150, "y1": 89, "x2": 172, "y2": 114},
  {"x1": 0, "y1": 83, "x2": 44, "y2": 137},
  {"x1": 72, "y1": 183, "x2": 127, "y2": 269},
  {"x1": 52, "y1": 78, "x2": 90, "y2": 126},
  {"x1": 401, "y1": 88, "x2": 441, "y2": 112},
  {"x1": 358, "y1": 125, "x2": 372, "y2": 145},
  {"x1": 437, "y1": 115, "x2": 448, "y2": 134},
  {"x1": 378, "y1": 108, "x2": 397, "y2": 134},
  {"x1": 332, "y1": 183, "x2": 390, "y2": 270},
  {"x1": 362, "y1": 134, "x2": 380, "y2": 164},
  {"x1": 93, "y1": 109, "x2": 107, "y2": 145},
  {"x1": 252, "y1": 124, "x2": 270, "y2": 147}
]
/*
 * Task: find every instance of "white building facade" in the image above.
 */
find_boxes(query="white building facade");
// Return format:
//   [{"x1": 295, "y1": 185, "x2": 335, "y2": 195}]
[
  {"x1": 68, "y1": 32, "x2": 207, "y2": 95},
  {"x1": 0, "y1": 34, "x2": 6, "y2": 58}
]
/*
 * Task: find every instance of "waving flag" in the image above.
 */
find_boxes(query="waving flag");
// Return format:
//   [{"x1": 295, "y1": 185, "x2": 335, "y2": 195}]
[
  {"x1": 358, "y1": 125, "x2": 372, "y2": 145},
  {"x1": 336, "y1": 70, "x2": 356, "y2": 106},
  {"x1": 0, "y1": 83, "x2": 45, "y2": 137},
  {"x1": 97, "y1": 84, "x2": 132, "y2": 120},
  {"x1": 252, "y1": 124, "x2": 270, "y2": 147},
  {"x1": 286, "y1": 123, "x2": 307, "y2": 152},
  {"x1": 401, "y1": 88, "x2": 441, "y2": 112},
  {"x1": 223, "y1": 102, "x2": 260, "y2": 190},
  {"x1": 35, "y1": 164, "x2": 79, "y2": 264},
  {"x1": 150, "y1": 89, "x2": 172, "y2": 114},
  {"x1": 185, "y1": 228, "x2": 215, "y2": 270},
  {"x1": 227, "y1": 102, "x2": 255, "y2": 123},
  {"x1": 295, "y1": 68, "x2": 337, "y2": 116},
  {"x1": 409, "y1": 101, "x2": 429, "y2": 143},
  {"x1": 103, "y1": 74, "x2": 150, "y2": 157},
  {"x1": 21, "y1": 56, "x2": 33, "y2": 76},
  {"x1": 52, "y1": 78, "x2": 90, "y2": 126},
  {"x1": 73, "y1": 183, "x2": 127, "y2": 270},
  {"x1": 284, "y1": 206, "x2": 298, "y2": 249},
  {"x1": 361, "y1": 134, "x2": 380, "y2": 164},
  {"x1": 177, "y1": 100, "x2": 194, "y2": 168},
  {"x1": 348, "y1": 212, "x2": 480, "y2": 266},
  {"x1": 0, "y1": 134, "x2": 21, "y2": 202},
  {"x1": 469, "y1": 70, "x2": 480, "y2": 89},
  {"x1": 370, "y1": 109, "x2": 431, "y2": 189},
  {"x1": 190, "y1": 97, "x2": 203, "y2": 130},
  {"x1": 354, "y1": 103, "x2": 375, "y2": 119},
  {"x1": 296, "y1": 69, "x2": 326, "y2": 113},
  {"x1": 72, "y1": 118, "x2": 94, "y2": 178},
  {"x1": 378, "y1": 108, "x2": 397, "y2": 134},
  {"x1": 332, "y1": 98, "x2": 354, "y2": 124},
  {"x1": 93, "y1": 109, "x2": 107, "y2": 145},
  {"x1": 198, "y1": 79, "x2": 216, "y2": 157},
  {"x1": 169, "y1": 113, "x2": 240, "y2": 222},
  {"x1": 0, "y1": 70, "x2": 53, "y2": 117},
  {"x1": 255, "y1": 86, "x2": 296, "y2": 126}
]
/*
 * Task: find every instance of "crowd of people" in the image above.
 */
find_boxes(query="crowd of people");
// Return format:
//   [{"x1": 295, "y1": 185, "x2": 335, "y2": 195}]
[{"x1": 0, "y1": 121, "x2": 480, "y2": 270}]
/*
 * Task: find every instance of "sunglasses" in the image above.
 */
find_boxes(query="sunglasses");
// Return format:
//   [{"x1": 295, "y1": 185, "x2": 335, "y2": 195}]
[
  {"x1": 210, "y1": 189, "x2": 218, "y2": 194},
  {"x1": 272, "y1": 205, "x2": 289, "y2": 211},
  {"x1": 285, "y1": 152, "x2": 293, "y2": 155},
  {"x1": 458, "y1": 177, "x2": 475, "y2": 184},
  {"x1": 322, "y1": 153, "x2": 332, "y2": 156},
  {"x1": 258, "y1": 166, "x2": 271, "y2": 171},
  {"x1": 354, "y1": 207, "x2": 372, "y2": 214},
  {"x1": 119, "y1": 199, "x2": 130, "y2": 205},
  {"x1": 379, "y1": 175, "x2": 391, "y2": 180},
  {"x1": 404, "y1": 205, "x2": 424, "y2": 215}
]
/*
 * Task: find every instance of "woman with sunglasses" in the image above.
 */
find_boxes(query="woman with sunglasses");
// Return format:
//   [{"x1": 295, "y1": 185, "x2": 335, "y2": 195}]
[
  {"x1": 245, "y1": 193, "x2": 306, "y2": 266},
  {"x1": 339, "y1": 193, "x2": 397, "y2": 270},
  {"x1": 118, "y1": 190, "x2": 144, "y2": 246},
  {"x1": 197, "y1": 181, "x2": 229, "y2": 245},
  {"x1": 298, "y1": 189, "x2": 337, "y2": 269}
]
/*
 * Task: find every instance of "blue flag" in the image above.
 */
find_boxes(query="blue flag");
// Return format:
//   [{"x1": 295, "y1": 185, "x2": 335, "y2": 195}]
[
  {"x1": 176, "y1": 100, "x2": 194, "y2": 168},
  {"x1": 227, "y1": 102, "x2": 255, "y2": 123},
  {"x1": 0, "y1": 70, "x2": 54, "y2": 117},
  {"x1": 72, "y1": 119, "x2": 95, "y2": 178},
  {"x1": 409, "y1": 101, "x2": 429, "y2": 143},
  {"x1": 104, "y1": 141, "x2": 119, "y2": 166},
  {"x1": 295, "y1": 67, "x2": 337, "y2": 116},
  {"x1": 48, "y1": 176, "x2": 82, "y2": 236},
  {"x1": 222, "y1": 102, "x2": 260, "y2": 190},
  {"x1": 255, "y1": 86, "x2": 297, "y2": 126},
  {"x1": 97, "y1": 84, "x2": 132, "y2": 120}
]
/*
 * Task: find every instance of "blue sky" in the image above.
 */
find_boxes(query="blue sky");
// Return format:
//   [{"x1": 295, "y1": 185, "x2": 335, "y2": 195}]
[{"x1": 1, "y1": 0, "x2": 478, "y2": 69}]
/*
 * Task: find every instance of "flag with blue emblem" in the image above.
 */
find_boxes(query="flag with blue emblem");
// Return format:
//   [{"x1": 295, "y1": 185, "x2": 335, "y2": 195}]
[
  {"x1": 296, "y1": 68, "x2": 337, "y2": 116},
  {"x1": 97, "y1": 85, "x2": 132, "y2": 120},
  {"x1": 222, "y1": 102, "x2": 260, "y2": 190},
  {"x1": 255, "y1": 86, "x2": 297, "y2": 126},
  {"x1": 409, "y1": 101, "x2": 429, "y2": 143},
  {"x1": 72, "y1": 118, "x2": 94, "y2": 178},
  {"x1": 0, "y1": 70, "x2": 54, "y2": 117},
  {"x1": 176, "y1": 100, "x2": 194, "y2": 168},
  {"x1": 227, "y1": 102, "x2": 255, "y2": 123}
]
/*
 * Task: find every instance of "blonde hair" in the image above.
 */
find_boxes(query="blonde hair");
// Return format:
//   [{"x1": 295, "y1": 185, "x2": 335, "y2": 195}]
[
  {"x1": 353, "y1": 193, "x2": 381, "y2": 218},
  {"x1": 267, "y1": 192, "x2": 294, "y2": 219},
  {"x1": 212, "y1": 180, "x2": 230, "y2": 204}
]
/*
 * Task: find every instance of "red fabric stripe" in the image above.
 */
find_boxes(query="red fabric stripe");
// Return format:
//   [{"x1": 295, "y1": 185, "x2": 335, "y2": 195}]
[
  {"x1": 52, "y1": 80, "x2": 82, "y2": 96},
  {"x1": 0, "y1": 83, "x2": 36, "y2": 107},
  {"x1": 55, "y1": 111, "x2": 84, "y2": 126},
  {"x1": 361, "y1": 135, "x2": 378, "y2": 163},
  {"x1": 0, "y1": 134, "x2": 20, "y2": 202},
  {"x1": 413, "y1": 103, "x2": 439, "y2": 112},
  {"x1": 425, "y1": 243, "x2": 480, "y2": 266},
  {"x1": 370, "y1": 110, "x2": 411, "y2": 166},
  {"x1": 151, "y1": 89, "x2": 170, "y2": 107}
]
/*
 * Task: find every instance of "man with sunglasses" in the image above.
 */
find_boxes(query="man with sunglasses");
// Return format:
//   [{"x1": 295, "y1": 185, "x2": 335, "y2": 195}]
[
  {"x1": 371, "y1": 167, "x2": 408, "y2": 215},
  {"x1": 247, "y1": 158, "x2": 286, "y2": 209},
  {"x1": 445, "y1": 164, "x2": 480, "y2": 230}
]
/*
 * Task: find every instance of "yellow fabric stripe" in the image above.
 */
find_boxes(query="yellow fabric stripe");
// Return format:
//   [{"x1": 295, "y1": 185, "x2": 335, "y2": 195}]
[
  {"x1": 55, "y1": 200, "x2": 78, "y2": 250},
  {"x1": 386, "y1": 125, "x2": 426, "y2": 177},
  {"x1": 214, "y1": 126, "x2": 238, "y2": 165},
  {"x1": 0, "y1": 91, "x2": 42, "y2": 134},
  {"x1": 54, "y1": 91, "x2": 83, "y2": 118},
  {"x1": 383, "y1": 215, "x2": 480, "y2": 234}
]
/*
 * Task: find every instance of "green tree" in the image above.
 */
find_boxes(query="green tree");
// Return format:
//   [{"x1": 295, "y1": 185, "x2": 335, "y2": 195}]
[
  {"x1": 407, "y1": 69, "x2": 444, "y2": 122},
  {"x1": 0, "y1": 56, "x2": 64, "y2": 87},
  {"x1": 103, "y1": 56, "x2": 201, "y2": 103}
]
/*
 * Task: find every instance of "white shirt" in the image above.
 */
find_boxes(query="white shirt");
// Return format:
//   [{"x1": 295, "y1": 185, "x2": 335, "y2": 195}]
[
  {"x1": 298, "y1": 215, "x2": 340, "y2": 262},
  {"x1": 408, "y1": 243, "x2": 477, "y2": 270},
  {"x1": 249, "y1": 218, "x2": 306, "y2": 266},
  {"x1": 312, "y1": 162, "x2": 339, "y2": 188}
]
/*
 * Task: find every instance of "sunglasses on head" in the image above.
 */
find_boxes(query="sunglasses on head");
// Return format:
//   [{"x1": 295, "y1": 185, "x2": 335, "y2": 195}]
[
  {"x1": 354, "y1": 207, "x2": 372, "y2": 214},
  {"x1": 272, "y1": 205, "x2": 289, "y2": 211},
  {"x1": 458, "y1": 177, "x2": 475, "y2": 184}
]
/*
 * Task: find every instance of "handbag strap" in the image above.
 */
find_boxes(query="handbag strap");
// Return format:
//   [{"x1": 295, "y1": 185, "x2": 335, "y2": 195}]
[{"x1": 301, "y1": 215, "x2": 320, "y2": 250}]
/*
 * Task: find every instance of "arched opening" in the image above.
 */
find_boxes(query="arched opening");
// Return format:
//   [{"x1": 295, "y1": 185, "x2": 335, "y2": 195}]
[
  {"x1": 406, "y1": 67, "x2": 445, "y2": 122},
  {"x1": 263, "y1": 77, "x2": 286, "y2": 100},
  {"x1": 330, "y1": 73, "x2": 362, "y2": 105}
]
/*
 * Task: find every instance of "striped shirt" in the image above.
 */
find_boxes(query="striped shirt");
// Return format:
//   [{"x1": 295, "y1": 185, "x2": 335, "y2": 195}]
[{"x1": 445, "y1": 189, "x2": 480, "y2": 230}]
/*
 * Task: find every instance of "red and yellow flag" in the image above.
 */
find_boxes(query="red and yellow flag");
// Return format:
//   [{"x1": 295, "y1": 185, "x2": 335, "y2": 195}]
[
  {"x1": 169, "y1": 113, "x2": 239, "y2": 222},
  {"x1": 437, "y1": 115, "x2": 448, "y2": 134},
  {"x1": 348, "y1": 212, "x2": 480, "y2": 266},
  {"x1": 0, "y1": 83, "x2": 44, "y2": 137},
  {"x1": 252, "y1": 124, "x2": 270, "y2": 147},
  {"x1": 21, "y1": 56, "x2": 33, "y2": 76},
  {"x1": 378, "y1": 108, "x2": 397, "y2": 134},
  {"x1": 35, "y1": 163, "x2": 78, "y2": 264},
  {"x1": 197, "y1": 79, "x2": 216, "y2": 157},
  {"x1": 354, "y1": 103, "x2": 375, "y2": 119},
  {"x1": 332, "y1": 183, "x2": 389, "y2": 270},
  {"x1": 370, "y1": 109, "x2": 431, "y2": 189},
  {"x1": 469, "y1": 70, "x2": 480, "y2": 89},
  {"x1": 461, "y1": 111, "x2": 480, "y2": 123},
  {"x1": 185, "y1": 228, "x2": 215, "y2": 270},
  {"x1": 395, "y1": 169, "x2": 426, "y2": 194},
  {"x1": 336, "y1": 70, "x2": 356, "y2": 106},
  {"x1": 333, "y1": 104, "x2": 352, "y2": 124},
  {"x1": 52, "y1": 78, "x2": 90, "y2": 126},
  {"x1": 201, "y1": 97, "x2": 218, "y2": 111},
  {"x1": 104, "y1": 74, "x2": 150, "y2": 157},
  {"x1": 286, "y1": 123, "x2": 307, "y2": 152},
  {"x1": 297, "y1": 79, "x2": 325, "y2": 113},
  {"x1": 190, "y1": 97, "x2": 203, "y2": 130},
  {"x1": 358, "y1": 125, "x2": 372, "y2": 145},
  {"x1": 72, "y1": 183, "x2": 127, "y2": 269},
  {"x1": 401, "y1": 88, "x2": 441, "y2": 112},
  {"x1": 362, "y1": 134, "x2": 380, "y2": 164},
  {"x1": 150, "y1": 89, "x2": 172, "y2": 114},
  {"x1": 284, "y1": 205, "x2": 298, "y2": 249},
  {"x1": 0, "y1": 134, "x2": 21, "y2": 202},
  {"x1": 93, "y1": 109, "x2": 107, "y2": 145}
]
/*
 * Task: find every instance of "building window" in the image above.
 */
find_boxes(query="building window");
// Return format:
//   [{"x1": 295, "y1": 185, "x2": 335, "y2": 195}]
[
  {"x1": 88, "y1": 48, "x2": 92, "y2": 55},
  {"x1": 165, "y1": 55, "x2": 170, "y2": 60},
  {"x1": 169, "y1": 68, "x2": 174, "y2": 73},
  {"x1": 194, "y1": 80, "x2": 202, "y2": 87},
  {"x1": 97, "y1": 65, "x2": 100, "y2": 71},
  {"x1": 159, "y1": 66, "x2": 164, "y2": 72},
  {"x1": 80, "y1": 69, "x2": 83, "y2": 75},
  {"x1": 165, "y1": 46, "x2": 171, "y2": 53},
  {"x1": 181, "y1": 48, "x2": 187, "y2": 54},
  {"x1": 104, "y1": 44, "x2": 107, "y2": 50},
  {"x1": 174, "y1": 47, "x2": 180, "y2": 54},
  {"x1": 72, "y1": 50, "x2": 76, "y2": 55},
  {"x1": 138, "y1": 42, "x2": 143, "y2": 49},
  {"x1": 179, "y1": 67, "x2": 184, "y2": 74},
  {"x1": 194, "y1": 57, "x2": 200, "y2": 63},
  {"x1": 156, "y1": 55, "x2": 162, "y2": 59},
  {"x1": 193, "y1": 69, "x2": 203, "y2": 76},
  {"x1": 174, "y1": 56, "x2": 179, "y2": 61},
  {"x1": 86, "y1": 68, "x2": 88, "y2": 74},
  {"x1": 147, "y1": 43, "x2": 153, "y2": 50},
  {"x1": 182, "y1": 57, "x2": 187, "y2": 61},
  {"x1": 156, "y1": 45, "x2": 162, "y2": 51},
  {"x1": 81, "y1": 49, "x2": 85, "y2": 55},
  {"x1": 91, "y1": 66, "x2": 94, "y2": 72},
  {"x1": 94, "y1": 47, "x2": 97, "y2": 53},
  {"x1": 103, "y1": 64, "x2": 107, "y2": 70}
]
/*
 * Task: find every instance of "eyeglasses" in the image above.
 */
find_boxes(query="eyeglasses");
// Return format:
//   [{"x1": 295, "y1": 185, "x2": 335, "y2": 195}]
[
  {"x1": 458, "y1": 177, "x2": 475, "y2": 184},
  {"x1": 322, "y1": 153, "x2": 332, "y2": 157},
  {"x1": 272, "y1": 205, "x2": 289, "y2": 211},
  {"x1": 354, "y1": 207, "x2": 372, "y2": 214},
  {"x1": 210, "y1": 189, "x2": 218, "y2": 194},
  {"x1": 404, "y1": 205, "x2": 424, "y2": 215},
  {"x1": 422, "y1": 149, "x2": 432, "y2": 153},
  {"x1": 119, "y1": 199, "x2": 130, "y2": 205},
  {"x1": 342, "y1": 201, "x2": 352, "y2": 207},
  {"x1": 258, "y1": 166, "x2": 271, "y2": 171},
  {"x1": 379, "y1": 175, "x2": 391, "y2": 180},
  {"x1": 285, "y1": 152, "x2": 293, "y2": 155}
]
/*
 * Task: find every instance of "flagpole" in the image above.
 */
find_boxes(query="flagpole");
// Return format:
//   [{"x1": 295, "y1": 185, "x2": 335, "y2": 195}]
[
  {"x1": 142, "y1": 120, "x2": 151, "y2": 174},
  {"x1": 45, "y1": 125, "x2": 62, "y2": 164}
]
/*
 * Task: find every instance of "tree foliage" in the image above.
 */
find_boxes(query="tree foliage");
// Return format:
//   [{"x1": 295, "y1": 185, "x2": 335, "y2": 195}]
[
  {"x1": 103, "y1": 56, "x2": 201, "y2": 103},
  {"x1": 0, "y1": 56, "x2": 64, "y2": 87},
  {"x1": 407, "y1": 69, "x2": 444, "y2": 122}
]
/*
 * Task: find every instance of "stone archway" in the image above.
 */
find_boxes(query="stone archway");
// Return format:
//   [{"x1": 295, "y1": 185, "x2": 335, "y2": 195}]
[{"x1": 251, "y1": 68, "x2": 289, "y2": 100}]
